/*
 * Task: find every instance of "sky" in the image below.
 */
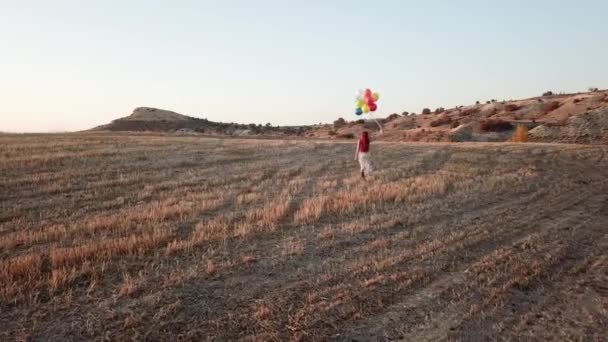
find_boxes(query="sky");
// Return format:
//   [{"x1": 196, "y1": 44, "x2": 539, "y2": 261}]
[{"x1": 1, "y1": 0, "x2": 607, "y2": 132}]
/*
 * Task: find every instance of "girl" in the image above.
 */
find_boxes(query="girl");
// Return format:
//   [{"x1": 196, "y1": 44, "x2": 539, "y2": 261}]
[{"x1": 354, "y1": 131, "x2": 373, "y2": 178}]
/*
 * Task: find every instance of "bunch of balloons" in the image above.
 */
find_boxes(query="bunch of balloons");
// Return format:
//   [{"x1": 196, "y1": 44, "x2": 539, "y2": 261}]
[{"x1": 354, "y1": 88, "x2": 380, "y2": 116}]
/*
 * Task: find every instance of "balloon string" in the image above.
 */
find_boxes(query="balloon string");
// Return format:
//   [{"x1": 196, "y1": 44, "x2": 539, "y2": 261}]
[{"x1": 368, "y1": 113, "x2": 384, "y2": 134}]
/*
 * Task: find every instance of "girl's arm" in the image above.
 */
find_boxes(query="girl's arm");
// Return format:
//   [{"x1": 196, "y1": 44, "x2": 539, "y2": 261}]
[{"x1": 354, "y1": 142, "x2": 359, "y2": 161}]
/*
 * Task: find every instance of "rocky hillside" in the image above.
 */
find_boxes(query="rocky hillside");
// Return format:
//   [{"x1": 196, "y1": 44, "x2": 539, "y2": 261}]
[
  {"x1": 309, "y1": 89, "x2": 608, "y2": 144},
  {"x1": 93, "y1": 107, "x2": 309, "y2": 137},
  {"x1": 94, "y1": 90, "x2": 608, "y2": 144}
]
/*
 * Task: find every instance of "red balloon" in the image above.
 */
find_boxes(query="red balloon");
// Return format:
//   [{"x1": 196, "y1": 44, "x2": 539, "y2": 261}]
[
  {"x1": 369, "y1": 103, "x2": 378, "y2": 112},
  {"x1": 365, "y1": 97, "x2": 375, "y2": 106},
  {"x1": 364, "y1": 88, "x2": 372, "y2": 98}
]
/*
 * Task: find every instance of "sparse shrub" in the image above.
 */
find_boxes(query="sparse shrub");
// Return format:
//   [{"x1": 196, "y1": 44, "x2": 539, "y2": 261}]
[
  {"x1": 385, "y1": 113, "x2": 400, "y2": 122},
  {"x1": 542, "y1": 91, "x2": 553, "y2": 96},
  {"x1": 422, "y1": 108, "x2": 431, "y2": 115},
  {"x1": 448, "y1": 124, "x2": 472, "y2": 142},
  {"x1": 588, "y1": 86, "x2": 599, "y2": 92},
  {"x1": 542, "y1": 101, "x2": 560, "y2": 113},
  {"x1": 337, "y1": 133, "x2": 355, "y2": 139},
  {"x1": 460, "y1": 107, "x2": 479, "y2": 117},
  {"x1": 480, "y1": 119, "x2": 513, "y2": 132},
  {"x1": 511, "y1": 125, "x2": 529, "y2": 142},
  {"x1": 402, "y1": 111, "x2": 409, "y2": 116},
  {"x1": 486, "y1": 108, "x2": 498, "y2": 117},
  {"x1": 486, "y1": 101, "x2": 491, "y2": 104},
  {"x1": 430, "y1": 116, "x2": 452, "y2": 127},
  {"x1": 328, "y1": 130, "x2": 337, "y2": 136},
  {"x1": 355, "y1": 119, "x2": 365, "y2": 124},
  {"x1": 451, "y1": 121, "x2": 460, "y2": 128},
  {"x1": 435, "y1": 107, "x2": 445, "y2": 114},
  {"x1": 503, "y1": 104, "x2": 520, "y2": 112},
  {"x1": 475, "y1": 101, "x2": 480, "y2": 105},
  {"x1": 573, "y1": 98, "x2": 582, "y2": 104},
  {"x1": 333, "y1": 118, "x2": 346, "y2": 129}
]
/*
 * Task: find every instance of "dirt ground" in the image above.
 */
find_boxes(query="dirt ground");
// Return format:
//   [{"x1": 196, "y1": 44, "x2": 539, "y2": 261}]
[{"x1": 1, "y1": 133, "x2": 607, "y2": 341}]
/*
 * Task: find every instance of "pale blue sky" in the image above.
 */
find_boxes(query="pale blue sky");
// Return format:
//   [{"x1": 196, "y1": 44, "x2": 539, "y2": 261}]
[{"x1": 1, "y1": 0, "x2": 607, "y2": 132}]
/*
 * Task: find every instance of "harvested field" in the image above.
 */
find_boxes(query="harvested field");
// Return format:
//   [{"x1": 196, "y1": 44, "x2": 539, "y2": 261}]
[{"x1": 1, "y1": 133, "x2": 607, "y2": 341}]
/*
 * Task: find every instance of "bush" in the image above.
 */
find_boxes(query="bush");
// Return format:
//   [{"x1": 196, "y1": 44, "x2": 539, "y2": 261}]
[
  {"x1": 542, "y1": 101, "x2": 560, "y2": 113},
  {"x1": 401, "y1": 111, "x2": 409, "y2": 116},
  {"x1": 451, "y1": 121, "x2": 460, "y2": 128},
  {"x1": 337, "y1": 133, "x2": 355, "y2": 139},
  {"x1": 355, "y1": 119, "x2": 365, "y2": 124},
  {"x1": 504, "y1": 104, "x2": 520, "y2": 112},
  {"x1": 328, "y1": 130, "x2": 337, "y2": 136},
  {"x1": 385, "y1": 113, "x2": 400, "y2": 122},
  {"x1": 430, "y1": 116, "x2": 452, "y2": 127},
  {"x1": 422, "y1": 108, "x2": 431, "y2": 115},
  {"x1": 511, "y1": 125, "x2": 529, "y2": 142},
  {"x1": 573, "y1": 98, "x2": 582, "y2": 104},
  {"x1": 480, "y1": 119, "x2": 513, "y2": 132},
  {"x1": 435, "y1": 107, "x2": 445, "y2": 114},
  {"x1": 475, "y1": 101, "x2": 480, "y2": 105},
  {"x1": 449, "y1": 124, "x2": 472, "y2": 142},
  {"x1": 333, "y1": 117, "x2": 347, "y2": 129},
  {"x1": 588, "y1": 87, "x2": 599, "y2": 92},
  {"x1": 486, "y1": 101, "x2": 491, "y2": 104},
  {"x1": 460, "y1": 107, "x2": 479, "y2": 116},
  {"x1": 542, "y1": 91, "x2": 553, "y2": 96}
]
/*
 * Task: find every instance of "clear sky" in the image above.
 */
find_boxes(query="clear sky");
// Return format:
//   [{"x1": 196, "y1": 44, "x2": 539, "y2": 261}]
[{"x1": 1, "y1": 0, "x2": 607, "y2": 132}]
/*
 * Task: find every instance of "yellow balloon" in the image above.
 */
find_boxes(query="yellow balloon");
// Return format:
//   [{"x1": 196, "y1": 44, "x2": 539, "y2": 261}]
[
  {"x1": 362, "y1": 104, "x2": 370, "y2": 113},
  {"x1": 356, "y1": 99, "x2": 364, "y2": 107},
  {"x1": 372, "y1": 93, "x2": 380, "y2": 101}
]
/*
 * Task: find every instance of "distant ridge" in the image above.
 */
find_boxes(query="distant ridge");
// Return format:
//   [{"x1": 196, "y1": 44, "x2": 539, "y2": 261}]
[
  {"x1": 92, "y1": 107, "x2": 309, "y2": 136},
  {"x1": 92, "y1": 89, "x2": 608, "y2": 144},
  {"x1": 123, "y1": 107, "x2": 194, "y2": 122}
]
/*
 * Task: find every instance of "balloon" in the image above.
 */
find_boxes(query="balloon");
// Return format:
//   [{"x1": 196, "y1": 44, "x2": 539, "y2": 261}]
[
  {"x1": 353, "y1": 88, "x2": 380, "y2": 116},
  {"x1": 365, "y1": 97, "x2": 375, "y2": 107}
]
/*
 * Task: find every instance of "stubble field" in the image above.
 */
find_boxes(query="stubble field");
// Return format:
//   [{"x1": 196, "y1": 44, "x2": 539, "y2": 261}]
[{"x1": 1, "y1": 133, "x2": 607, "y2": 341}]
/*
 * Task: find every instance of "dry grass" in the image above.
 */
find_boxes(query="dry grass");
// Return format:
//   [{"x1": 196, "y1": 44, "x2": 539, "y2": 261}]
[
  {"x1": 512, "y1": 125, "x2": 529, "y2": 142},
  {"x1": 1, "y1": 132, "x2": 607, "y2": 340}
]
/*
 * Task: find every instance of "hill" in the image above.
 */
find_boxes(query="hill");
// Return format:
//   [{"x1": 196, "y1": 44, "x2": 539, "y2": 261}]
[
  {"x1": 93, "y1": 107, "x2": 309, "y2": 137},
  {"x1": 306, "y1": 89, "x2": 608, "y2": 144},
  {"x1": 93, "y1": 90, "x2": 608, "y2": 144}
]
